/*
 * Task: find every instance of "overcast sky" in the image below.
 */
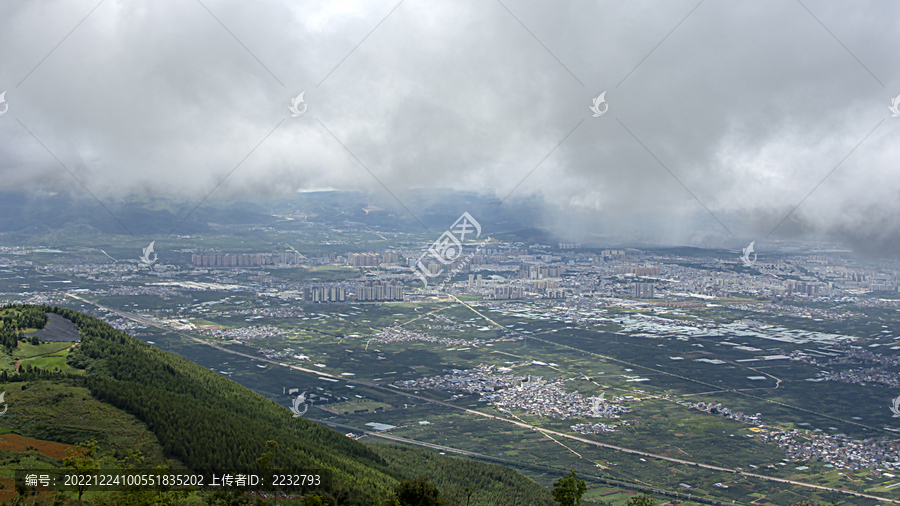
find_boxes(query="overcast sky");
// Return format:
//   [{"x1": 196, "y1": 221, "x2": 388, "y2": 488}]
[{"x1": 1, "y1": 0, "x2": 898, "y2": 252}]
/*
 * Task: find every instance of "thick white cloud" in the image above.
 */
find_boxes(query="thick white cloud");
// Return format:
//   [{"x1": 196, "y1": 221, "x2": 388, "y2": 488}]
[{"x1": 1, "y1": 0, "x2": 898, "y2": 251}]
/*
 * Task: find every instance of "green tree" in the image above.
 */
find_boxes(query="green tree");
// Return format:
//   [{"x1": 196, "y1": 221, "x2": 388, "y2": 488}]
[
  {"x1": 463, "y1": 486, "x2": 473, "y2": 506},
  {"x1": 204, "y1": 489, "x2": 253, "y2": 506},
  {"x1": 302, "y1": 492, "x2": 337, "y2": 506},
  {"x1": 823, "y1": 493, "x2": 843, "y2": 506},
  {"x1": 257, "y1": 440, "x2": 280, "y2": 505},
  {"x1": 624, "y1": 493, "x2": 657, "y2": 506},
  {"x1": 256, "y1": 440, "x2": 279, "y2": 471},
  {"x1": 551, "y1": 471, "x2": 587, "y2": 506},
  {"x1": 394, "y1": 476, "x2": 443, "y2": 506},
  {"x1": 118, "y1": 449, "x2": 145, "y2": 470},
  {"x1": 63, "y1": 439, "x2": 99, "y2": 503}
]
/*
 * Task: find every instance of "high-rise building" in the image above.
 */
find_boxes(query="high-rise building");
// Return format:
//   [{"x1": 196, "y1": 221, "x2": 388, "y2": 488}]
[
  {"x1": 193, "y1": 252, "x2": 272, "y2": 268},
  {"x1": 632, "y1": 283, "x2": 654, "y2": 299},
  {"x1": 304, "y1": 286, "x2": 346, "y2": 303},
  {"x1": 476, "y1": 274, "x2": 483, "y2": 289},
  {"x1": 491, "y1": 286, "x2": 524, "y2": 300},
  {"x1": 274, "y1": 251, "x2": 304, "y2": 265},
  {"x1": 468, "y1": 274, "x2": 474, "y2": 289},
  {"x1": 622, "y1": 266, "x2": 660, "y2": 276},
  {"x1": 785, "y1": 280, "x2": 827, "y2": 296},
  {"x1": 348, "y1": 253, "x2": 380, "y2": 267},
  {"x1": 520, "y1": 265, "x2": 563, "y2": 279},
  {"x1": 355, "y1": 280, "x2": 404, "y2": 302},
  {"x1": 530, "y1": 279, "x2": 558, "y2": 290}
]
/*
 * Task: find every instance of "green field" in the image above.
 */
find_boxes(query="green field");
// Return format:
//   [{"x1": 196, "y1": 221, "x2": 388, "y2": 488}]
[{"x1": 55, "y1": 294, "x2": 891, "y2": 504}]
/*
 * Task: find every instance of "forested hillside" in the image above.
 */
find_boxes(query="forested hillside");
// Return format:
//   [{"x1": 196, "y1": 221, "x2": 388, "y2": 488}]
[
  {"x1": 0, "y1": 305, "x2": 47, "y2": 350},
  {"x1": 371, "y1": 445, "x2": 552, "y2": 506},
  {"x1": 0, "y1": 305, "x2": 554, "y2": 505}
]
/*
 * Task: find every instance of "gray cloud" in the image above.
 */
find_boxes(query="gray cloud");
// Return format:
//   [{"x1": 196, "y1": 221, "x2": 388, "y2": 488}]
[{"x1": 1, "y1": 0, "x2": 899, "y2": 252}]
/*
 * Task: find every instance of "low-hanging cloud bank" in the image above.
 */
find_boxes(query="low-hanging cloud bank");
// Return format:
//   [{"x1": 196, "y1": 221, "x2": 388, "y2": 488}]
[{"x1": 1, "y1": 0, "x2": 899, "y2": 254}]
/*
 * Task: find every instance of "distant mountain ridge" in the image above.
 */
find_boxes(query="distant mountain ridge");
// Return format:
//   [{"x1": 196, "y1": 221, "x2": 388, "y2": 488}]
[{"x1": 0, "y1": 190, "x2": 548, "y2": 242}]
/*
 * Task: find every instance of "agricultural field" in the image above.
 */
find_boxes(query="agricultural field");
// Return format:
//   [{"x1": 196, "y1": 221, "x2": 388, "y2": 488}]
[
  {"x1": 6, "y1": 234, "x2": 900, "y2": 505},
  {"x1": 42, "y1": 291, "x2": 900, "y2": 505}
]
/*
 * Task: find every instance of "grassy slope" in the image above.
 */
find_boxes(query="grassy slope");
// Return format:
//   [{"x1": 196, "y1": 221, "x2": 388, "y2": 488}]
[
  {"x1": 0, "y1": 378, "x2": 178, "y2": 503},
  {"x1": 0, "y1": 379, "x2": 171, "y2": 465}
]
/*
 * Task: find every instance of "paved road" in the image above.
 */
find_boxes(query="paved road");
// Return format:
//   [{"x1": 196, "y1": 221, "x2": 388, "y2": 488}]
[
  {"x1": 66, "y1": 293, "x2": 900, "y2": 504},
  {"x1": 307, "y1": 417, "x2": 488, "y2": 458}
]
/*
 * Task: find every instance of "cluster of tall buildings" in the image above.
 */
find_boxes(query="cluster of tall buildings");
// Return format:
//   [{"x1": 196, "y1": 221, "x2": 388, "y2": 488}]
[
  {"x1": 348, "y1": 253, "x2": 380, "y2": 267},
  {"x1": 304, "y1": 281, "x2": 403, "y2": 302},
  {"x1": 621, "y1": 266, "x2": 660, "y2": 276},
  {"x1": 348, "y1": 252, "x2": 399, "y2": 267},
  {"x1": 464, "y1": 274, "x2": 557, "y2": 299},
  {"x1": 491, "y1": 286, "x2": 524, "y2": 300},
  {"x1": 356, "y1": 280, "x2": 404, "y2": 301},
  {"x1": 192, "y1": 251, "x2": 304, "y2": 268},
  {"x1": 303, "y1": 286, "x2": 346, "y2": 303},
  {"x1": 316, "y1": 252, "x2": 337, "y2": 264},
  {"x1": 843, "y1": 272, "x2": 866, "y2": 282},
  {"x1": 529, "y1": 279, "x2": 558, "y2": 290},
  {"x1": 519, "y1": 265, "x2": 563, "y2": 279},
  {"x1": 785, "y1": 280, "x2": 827, "y2": 296},
  {"x1": 416, "y1": 262, "x2": 443, "y2": 275}
]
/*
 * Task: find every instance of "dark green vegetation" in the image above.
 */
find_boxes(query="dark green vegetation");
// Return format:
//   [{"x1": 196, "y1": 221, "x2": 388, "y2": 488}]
[
  {"x1": 88, "y1": 294, "x2": 893, "y2": 504},
  {"x1": 0, "y1": 305, "x2": 47, "y2": 351},
  {"x1": 62, "y1": 302, "x2": 399, "y2": 503},
  {"x1": 551, "y1": 471, "x2": 587, "y2": 506},
  {"x1": 371, "y1": 445, "x2": 550, "y2": 506},
  {"x1": 0, "y1": 305, "x2": 553, "y2": 505}
]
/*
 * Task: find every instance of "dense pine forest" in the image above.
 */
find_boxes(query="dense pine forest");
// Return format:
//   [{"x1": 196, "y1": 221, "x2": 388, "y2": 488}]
[{"x1": 0, "y1": 305, "x2": 555, "y2": 505}]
